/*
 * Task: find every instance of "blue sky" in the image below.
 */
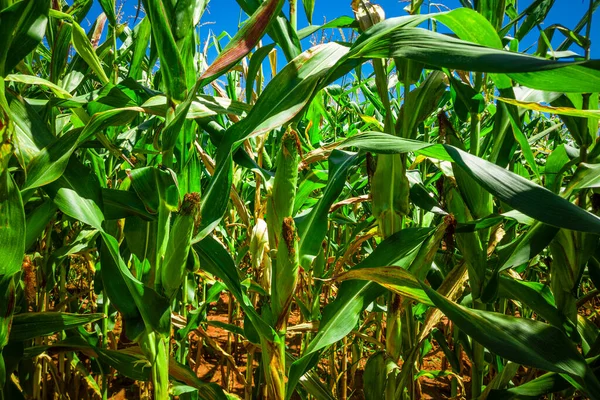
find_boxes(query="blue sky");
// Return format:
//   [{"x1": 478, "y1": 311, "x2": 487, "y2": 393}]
[{"x1": 87, "y1": 0, "x2": 599, "y2": 65}]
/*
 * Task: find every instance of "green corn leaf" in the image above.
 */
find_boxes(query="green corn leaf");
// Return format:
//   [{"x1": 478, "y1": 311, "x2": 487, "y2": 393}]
[
  {"x1": 5, "y1": 74, "x2": 72, "y2": 98},
  {"x1": 128, "y1": 17, "x2": 151, "y2": 81},
  {"x1": 497, "y1": 221, "x2": 558, "y2": 271},
  {"x1": 434, "y1": 7, "x2": 511, "y2": 88},
  {"x1": 498, "y1": 276, "x2": 577, "y2": 339},
  {"x1": 102, "y1": 188, "x2": 155, "y2": 221},
  {"x1": 44, "y1": 159, "x2": 105, "y2": 231},
  {"x1": 97, "y1": 0, "x2": 116, "y2": 26},
  {"x1": 488, "y1": 371, "x2": 570, "y2": 400},
  {"x1": 228, "y1": 42, "x2": 349, "y2": 145},
  {"x1": 24, "y1": 106, "x2": 141, "y2": 190},
  {"x1": 235, "y1": 0, "x2": 301, "y2": 62},
  {"x1": 301, "y1": 0, "x2": 315, "y2": 23},
  {"x1": 0, "y1": 171, "x2": 25, "y2": 278},
  {"x1": 25, "y1": 200, "x2": 57, "y2": 251},
  {"x1": 246, "y1": 43, "x2": 276, "y2": 103},
  {"x1": 347, "y1": 23, "x2": 600, "y2": 92},
  {"x1": 9, "y1": 313, "x2": 104, "y2": 341},
  {"x1": 128, "y1": 166, "x2": 180, "y2": 214},
  {"x1": 100, "y1": 232, "x2": 171, "y2": 338},
  {"x1": 173, "y1": 0, "x2": 207, "y2": 41},
  {"x1": 297, "y1": 150, "x2": 360, "y2": 271},
  {"x1": 397, "y1": 70, "x2": 447, "y2": 139},
  {"x1": 0, "y1": 0, "x2": 49, "y2": 75},
  {"x1": 23, "y1": 128, "x2": 82, "y2": 190},
  {"x1": 141, "y1": 0, "x2": 187, "y2": 101},
  {"x1": 70, "y1": 21, "x2": 110, "y2": 84},
  {"x1": 193, "y1": 153, "x2": 233, "y2": 243},
  {"x1": 421, "y1": 283, "x2": 600, "y2": 396}
]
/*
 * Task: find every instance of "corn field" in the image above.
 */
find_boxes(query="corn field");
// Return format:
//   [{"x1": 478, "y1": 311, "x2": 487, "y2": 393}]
[{"x1": 1, "y1": 0, "x2": 600, "y2": 399}]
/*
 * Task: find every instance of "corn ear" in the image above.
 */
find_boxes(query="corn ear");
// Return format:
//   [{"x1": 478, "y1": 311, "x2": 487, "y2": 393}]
[
  {"x1": 266, "y1": 129, "x2": 301, "y2": 251},
  {"x1": 272, "y1": 217, "x2": 300, "y2": 330},
  {"x1": 161, "y1": 192, "x2": 201, "y2": 299}
]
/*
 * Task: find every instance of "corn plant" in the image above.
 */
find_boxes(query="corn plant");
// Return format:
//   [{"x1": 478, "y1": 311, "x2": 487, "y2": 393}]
[{"x1": 1, "y1": 0, "x2": 600, "y2": 399}]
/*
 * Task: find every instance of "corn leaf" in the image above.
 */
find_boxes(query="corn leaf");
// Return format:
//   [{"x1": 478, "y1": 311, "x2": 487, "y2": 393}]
[{"x1": 9, "y1": 313, "x2": 104, "y2": 341}]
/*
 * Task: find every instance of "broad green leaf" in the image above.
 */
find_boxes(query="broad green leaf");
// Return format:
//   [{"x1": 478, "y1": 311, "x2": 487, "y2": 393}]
[
  {"x1": 100, "y1": 232, "x2": 171, "y2": 338},
  {"x1": 443, "y1": 145, "x2": 600, "y2": 234},
  {"x1": 128, "y1": 17, "x2": 151, "y2": 81},
  {"x1": 301, "y1": 0, "x2": 316, "y2": 24},
  {"x1": 141, "y1": 94, "x2": 251, "y2": 119},
  {"x1": 0, "y1": 171, "x2": 25, "y2": 278},
  {"x1": 504, "y1": 105, "x2": 540, "y2": 179},
  {"x1": 422, "y1": 284, "x2": 597, "y2": 389},
  {"x1": 173, "y1": 0, "x2": 207, "y2": 41},
  {"x1": 193, "y1": 153, "x2": 233, "y2": 243},
  {"x1": 9, "y1": 312, "x2": 104, "y2": 341},
  {"x1": 297, "y1": 150, "x2": 360, "y2": 270},
  {"x1": 246, "y1": 43, "x2": 276, "y2": 103},
  {"x1": 228, "y1": 42, "x2": 350, "y2": 145},
  {"x1": 141, "y1": 0, "x2": 187, "y2": 101},
  {"x1": 0, "y1": 0, "x2": 49, "y2": 75},
  {"x1": 498, "y1": 276, "x2": 577, "y2": 339},
  {"x1": 25, "y1": 200, "x2": 57, "y2": 250},
  {"x1": 488, "y1": 371, "x2": 570, "y2": 400},
  {"x1": 102, "y1": 188, "x2": 155, "y2": 221},
  {"x1": 348, "y1": 24, "x2": 600, "y2": 92},
  {"x1": 5, "y1": 74, "x2": 71, "y2": 98},
  {"x1": 497, "y1": 221, "x2": 558, "y2": 271},
  {"x1": 44, "y1": 159, "x2": 105, "y2": 231},
  {"x1": 70, "y1": 21, "x2": 110, "y2": 84},
  {"x1": 128, "y1": 166, "x2": 180, "y2": 214},
  {"x1": 23, "y1": 129, "x2": 81, "y2": 189},
  {"x1": 235, "y1": 0, "x2": 301, "y2": 62},
  {"x1": 98, "y1": 0, "x2": 116, "y2": 26}
]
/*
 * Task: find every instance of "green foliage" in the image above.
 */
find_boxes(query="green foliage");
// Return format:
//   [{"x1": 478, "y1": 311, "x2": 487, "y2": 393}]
[{"x1": 1, "y1": 0, "x2": 600, "y2": 399}]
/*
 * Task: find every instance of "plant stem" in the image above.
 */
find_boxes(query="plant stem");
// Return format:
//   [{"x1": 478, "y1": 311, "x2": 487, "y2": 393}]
[
  {"x1": 470, "y1": 112, "x2": 481, "y2": 157},
  {"x1": 290, "y1": 0, "x2": 297, "y2": 31},
  {"x1": 471, "y1": 301, "x2": 486, "y2": 399},
  {"x1": 102, "y1": 289, "x2": 109, "y2": 400}
]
